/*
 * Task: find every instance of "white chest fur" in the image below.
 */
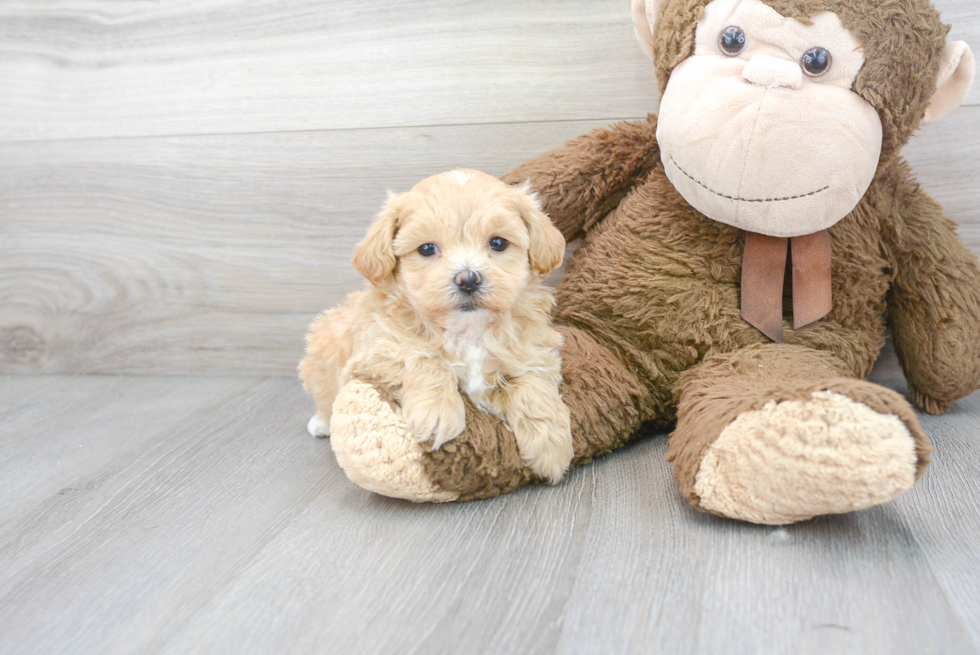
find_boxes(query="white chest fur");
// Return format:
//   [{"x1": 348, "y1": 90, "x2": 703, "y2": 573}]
[{"x1": 443, "y1": 311, "x2": 493, "y2": 406}]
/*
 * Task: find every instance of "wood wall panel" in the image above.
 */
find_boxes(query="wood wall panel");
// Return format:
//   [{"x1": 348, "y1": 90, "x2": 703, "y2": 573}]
[
  {"x1": 0, "y1": 0, "x2": 976, "y2": 374},
  {"x1": 0, "y1": 0, "x2": 660, "y2": 142},
  {"x1": 1, "y1": 109, "x2": 976, "y2": 375},
  {"x1": 1, "y1": 0, "x2": 972, "y2": 143},
  {"x1": 0, "y1": 119, "x2": 613, "y2": 374}
]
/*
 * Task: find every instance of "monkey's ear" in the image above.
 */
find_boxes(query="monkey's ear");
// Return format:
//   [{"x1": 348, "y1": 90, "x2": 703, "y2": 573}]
[
  {"x1": 351, "y1": 192, "x2": 405, "y2": 285},
  {"x1": 514, "y1": 181, "x2": 565, "y2": 278},
  {"x1": 923, "y1": 41, "x2": 975, "y2": 125},
  {"x1": 632, "y1": 0, "x2": 662, "y2": 59}
]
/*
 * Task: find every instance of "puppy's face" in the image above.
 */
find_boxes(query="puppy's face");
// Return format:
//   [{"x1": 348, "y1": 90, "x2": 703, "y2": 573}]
[{"x1": 352, "y1": 170, "x2": 565, "y2": 327}]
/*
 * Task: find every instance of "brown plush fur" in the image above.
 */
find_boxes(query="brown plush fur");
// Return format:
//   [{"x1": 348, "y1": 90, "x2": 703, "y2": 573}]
[{"x1": 351, "y1": 0, "x2": 980, "y2": 508}]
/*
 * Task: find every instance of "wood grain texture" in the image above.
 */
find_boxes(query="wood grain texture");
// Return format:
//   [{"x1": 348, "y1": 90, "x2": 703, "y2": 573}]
[
  {"x1": 1, "y1": 0, "x2": 973, "y2": 143},
  {"x1": 0, "y1": 119, "x2": 612, "y2": 374},
  {"x1": 0, "y1": 374, "x2": 333, "y2": 655},
  {"x1": 2, "y1": 108, "x2": 977, "y2": 375},
  {"x1": 0, "y1": 0, "x2": 661, "y2": 142},
  {"x1": 1, "y1": 351, "x2": 978, "y2": 655}
]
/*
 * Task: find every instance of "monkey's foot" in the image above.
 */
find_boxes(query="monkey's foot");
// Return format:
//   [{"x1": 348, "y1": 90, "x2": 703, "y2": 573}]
[
  {"x1": 689, "y1": 386, "x2": 925, "y2": 524},
  {"x1": 329, "y1": 375, "x2": 556, "y2": 502},
  {"x1": 330, "y1": 380, "x2": 459, "y2": 502}
]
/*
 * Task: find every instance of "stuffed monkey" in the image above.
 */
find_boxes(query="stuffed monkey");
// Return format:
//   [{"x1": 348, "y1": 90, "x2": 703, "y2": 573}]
[{"x1": 324, "y1": 0, "x2": 978, "y2": 524}]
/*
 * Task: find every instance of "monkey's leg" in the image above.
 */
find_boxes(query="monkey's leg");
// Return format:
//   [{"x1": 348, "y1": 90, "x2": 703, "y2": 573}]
[
  {"x1": 669, "y1": 344, "x2": 932, "y2": 524},
  {"x1": 329, "y1": 324, "x2": 654, "y2": 502}
]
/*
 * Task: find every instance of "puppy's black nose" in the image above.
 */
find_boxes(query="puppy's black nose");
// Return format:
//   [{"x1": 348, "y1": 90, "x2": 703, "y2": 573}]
[{"x1": 454, "y1": 270, "x2": 482, "y2": 294}]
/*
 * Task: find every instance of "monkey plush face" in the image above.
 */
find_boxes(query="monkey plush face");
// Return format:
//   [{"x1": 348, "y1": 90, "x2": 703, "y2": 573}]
[
  {"x1": 633, "y1": 0, "x2": 975, "y2": 238},
  {"x1": 657, "y1": 0, "x2": 880, "y2": 237}
]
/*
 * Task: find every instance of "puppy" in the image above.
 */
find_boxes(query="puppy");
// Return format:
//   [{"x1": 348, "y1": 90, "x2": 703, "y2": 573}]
[{"x1": 299, "y1": 169, "x2": 574, "y2": 483}]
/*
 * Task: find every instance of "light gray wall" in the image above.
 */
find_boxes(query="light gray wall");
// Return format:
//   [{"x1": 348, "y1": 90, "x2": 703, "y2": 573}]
[{"x1": 1, "y1": 0, "x2": 976, "y2": 375}]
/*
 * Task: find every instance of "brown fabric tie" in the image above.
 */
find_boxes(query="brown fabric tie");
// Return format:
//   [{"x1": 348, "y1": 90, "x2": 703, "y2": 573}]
[{"x1": 740, "y1": 230, "x2": 832, "y2": 343}]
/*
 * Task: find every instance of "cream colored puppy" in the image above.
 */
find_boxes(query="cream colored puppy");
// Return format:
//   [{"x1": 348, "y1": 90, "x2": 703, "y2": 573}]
[{"x1": 299, "y1": 169, "x2": 574, "y2": 484}]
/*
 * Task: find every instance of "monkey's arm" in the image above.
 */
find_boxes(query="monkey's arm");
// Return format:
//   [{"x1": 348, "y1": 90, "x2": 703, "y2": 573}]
[
  {"x1": 501, "y1": 115, "x2": 660, "y2": 242},
  {"x1": 881, "y1": 161, "x2": 980, "y2": 414}
]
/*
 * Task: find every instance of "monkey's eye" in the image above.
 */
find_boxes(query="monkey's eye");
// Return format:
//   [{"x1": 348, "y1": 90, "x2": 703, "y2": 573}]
[
  {"x1": 489, "y1": 237, "x2": 509, "y2": 252},
  {"x1": 418, "y1": 243, "x2": 439, "y2": 257},
  {"x1": 719, "y1": 26, "x2": 747, "y2": 57},
  {"x1": 801, "y1": 47, "x2": 832, "y2": 77}
]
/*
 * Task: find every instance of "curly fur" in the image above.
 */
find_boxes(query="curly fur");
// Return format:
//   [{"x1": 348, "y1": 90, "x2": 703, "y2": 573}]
[{"x1": 300, "y1": 170, "x2": 574, "y2": 483}]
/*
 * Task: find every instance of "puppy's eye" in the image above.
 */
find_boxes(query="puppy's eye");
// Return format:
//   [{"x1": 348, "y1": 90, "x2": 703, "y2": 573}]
[
  {"x1": 489, "y1": 237, "x2": 508, "y2": 252},
  {"x1": 417, "y1": 243, "x2": 439, "y2": 257}
]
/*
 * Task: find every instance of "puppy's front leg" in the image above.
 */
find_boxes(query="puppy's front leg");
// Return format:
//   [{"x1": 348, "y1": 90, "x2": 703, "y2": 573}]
[
  {"x1": 499, "y1": 374, "x2": 573, "y2": 484},
  {"x1": 400, "y1": 362, "x2": 466, "y2": 450}
]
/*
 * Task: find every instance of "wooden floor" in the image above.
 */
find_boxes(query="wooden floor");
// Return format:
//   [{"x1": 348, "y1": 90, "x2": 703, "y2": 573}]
[{"x1": 1, "y1": 347, "x2": 979, "y2": 655}]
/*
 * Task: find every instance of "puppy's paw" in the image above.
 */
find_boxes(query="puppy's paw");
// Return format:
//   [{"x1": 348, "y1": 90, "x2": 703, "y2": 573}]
[
  {"x1": 506, "y1": 386, "x2": 573, "y2": 485},
  {"x1": 518, "y1": 422, "x2": 574, "y2": 485},
  {"x1": 402, "y1": 392, "x2": 467, "y2": 449},
  {"x1": 308, "y1": 413, "x2": 331, "y2": 438}
]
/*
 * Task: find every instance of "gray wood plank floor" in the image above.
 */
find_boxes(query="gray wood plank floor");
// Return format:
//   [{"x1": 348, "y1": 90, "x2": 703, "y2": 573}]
[{"x1": 2, "y1": 346, "x2": 979, "y2": 655}]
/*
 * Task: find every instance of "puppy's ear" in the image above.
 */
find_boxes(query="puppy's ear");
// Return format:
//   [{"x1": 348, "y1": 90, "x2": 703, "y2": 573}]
[
  {"x1": 352, "y1": 192, "x2": 405, "y2": 285},
  {"x1": 514, "y1": 181, "x2": 565, "y2": 277}
]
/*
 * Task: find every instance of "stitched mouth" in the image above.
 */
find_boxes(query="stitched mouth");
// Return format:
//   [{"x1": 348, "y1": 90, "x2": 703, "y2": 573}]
[{"x1": 670, "y1": 156, "x2": 829, "y2": 203}]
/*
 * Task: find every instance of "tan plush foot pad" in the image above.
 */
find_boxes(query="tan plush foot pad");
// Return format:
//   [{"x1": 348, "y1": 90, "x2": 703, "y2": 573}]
[
  {"x1": 329, "y1": 379, "x2": 459, "y2": 503},
  {"x1": 693, "y1": 391, "x2": 918, "y2": 525}
]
